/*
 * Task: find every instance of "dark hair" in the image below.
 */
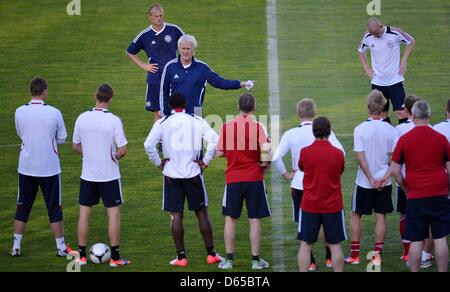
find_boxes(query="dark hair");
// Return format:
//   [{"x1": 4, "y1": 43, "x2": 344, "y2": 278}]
[
  {"x1": 238, "y1": 93, "x2": 255, "y2": 113},
  {"x1": 404, "y1": 95, "x2": 420, "y2": 114},
  {"x1": 313, "y1": 117, "x2": 331, "y2": 139},
  {"x1": 96, "y1": 84, "x2": 114, "y2": 103},
  {"x1": 169, "y1": 93, "x2": 186, "y2": 110},
  {"x1": 30, "y1": 76, "x2": 48, "y2": 96}
]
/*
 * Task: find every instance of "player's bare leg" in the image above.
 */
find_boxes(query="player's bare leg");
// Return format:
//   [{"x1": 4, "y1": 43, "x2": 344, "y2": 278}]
[
  {"x1": 75, "y1": 205, "x2": 92, "y2": 264},
  {"x1": 170, "y1": 212, "x2": 185, "y2": 253},
  {"x1": 224, "y1": 216, "x2": 237, "y2": 255},
  {"x1": 298, "y1": 241, "x2": 313, "y2": 272},
  {"x1": 78, "y1": 205, "x2": 92, "y2": 247},
  {"x1": 409, "y1": 241, "x2": 423, "y2": 272},
  {"x1": 107, "y1": 206, "x2": 120, "y2": 247},
  {"x1": 195, "y1": 208, "x2": 221, "y2": 264},
  {"x1": 13, "y1": 220, "x2": 26, "y2": 236},
  {"x1": 249, "y1": 218, "x2": 261, "y2": 257},
  {"x1": 375, "y1": 213, "x2": 387, "y2": 244},
  {"x1": 433, "y1": 237, "x2": 449, "y2": 272},
  {"x1": 328, "y1": 243, "x2": 344, "y2": 272},
  {"x1": 350, "y1": 212, "x2": 362, "y2": 243}
]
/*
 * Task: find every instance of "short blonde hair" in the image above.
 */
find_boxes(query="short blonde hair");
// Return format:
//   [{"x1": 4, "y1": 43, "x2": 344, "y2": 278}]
[
  {"x1": 297, "y1": 98, "x2": 316, "y2": 119},
  {"x1": 149, "y1": 3, "x2": 163, "y2": 14},
  {"x1": 367, "y1": 90, "x2": 387, "y2": 115}
]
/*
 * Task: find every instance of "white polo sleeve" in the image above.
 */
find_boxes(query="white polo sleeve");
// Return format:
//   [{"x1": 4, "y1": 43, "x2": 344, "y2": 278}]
[
  {"x1": 201, "y1": 118, "x2": 219, "y2": 165},
  {"x1": 114, "y1": 117, "x2": 128, "y2": 148},
  {"x1": 329, "y1": 131, "x2": 346, "y2": 156},
  {"x1": 72, "y1": 116, "x2": 81, "y2": 144},
  {"x1": 353, "y1": 126, "x2": 364, "y2": 152},
  {"x1": 55, "y1": 110, "x2": 67, "y2": 144},
  {"x1": 272, "y1": 132, "x2": 290, "y2": 174},
  {"x1": 144, "y1": 119, "x2": 163, "y2": 167}
]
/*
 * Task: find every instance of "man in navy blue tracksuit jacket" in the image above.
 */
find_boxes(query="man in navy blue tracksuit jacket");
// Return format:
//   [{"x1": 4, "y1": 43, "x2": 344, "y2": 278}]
[{"x1": 159, "y1": 34, "x2": 252, "y2": 116}]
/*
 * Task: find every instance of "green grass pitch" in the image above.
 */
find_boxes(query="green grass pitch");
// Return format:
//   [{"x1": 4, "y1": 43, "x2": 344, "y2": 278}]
[{"x1": 0, "y1": 0, "x2": 448, "y2": 272}]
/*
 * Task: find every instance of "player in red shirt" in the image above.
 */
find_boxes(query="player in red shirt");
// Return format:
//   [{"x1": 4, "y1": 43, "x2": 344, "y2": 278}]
[
  {"x1": 382, "y1": 101, "x2": 450, "y2": 272},
  {"x1": 297, "y1": 117, "x2": 346, "y2": 272},
  {"x1": 216, "y1": 93, "x2": 271, "y2": 270}
]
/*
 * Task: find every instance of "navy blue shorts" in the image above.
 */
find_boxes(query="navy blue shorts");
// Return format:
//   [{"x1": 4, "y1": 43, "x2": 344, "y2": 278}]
[
  {"x1": 371, "y1": 82, "x2": 406, "y2": 112},
  {"x1": 351, "y1": 185, "x2": 394, "y2": 215},
  {"x1": 15, "y1": 173, "x2": 63, "y2": 223},
  {"x1": 79, "y1": 179, "x2": 123, "y2": 208},
  {"x1": 291, "y1": 188, "x2": 303, "y2": 223},
  {"x1": 163, "y1": 175, "x2": 207, "y2": 213},
  {"x1": 222, "y1": 181, "x2": 271, "y2": 219},
  {"x1": 297, "y1": 210, "x2": 347, "y2": 244},
  {"x1": 396, "y1": 186, "x2": 407, "y2": 214},
  {"x1": 405, "y1": 195, "x2": 450, "y2": 242},
  {"x1": 145, "y1": 83, "x2": 160, "y2": 112}
]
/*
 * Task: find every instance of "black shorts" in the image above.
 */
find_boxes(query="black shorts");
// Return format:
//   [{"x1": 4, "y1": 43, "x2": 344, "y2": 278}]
[
  {"x1": 371, "y1": 82, "x2": 406, "y2": 112},
  {"x1": 145, "y1": 83, "x2": 160, "y2": 112},
  {"x1": 351, "y1": 185, "x2": 394, "y2": 215},
  {"x1": 405, "y1": 195, "x2": 450, "y2": 242},
  {"x1": 79, "y1": 179, "x2": 123, "y2": 208},
  {"x1": 15, "y1": 173, "x2": 63, "y2": 223},
  {"x1": 396, "y1": 186, "x2": 407, "y2": 214},
  {"x1": 163, "y1": 175, "x2": 207, "y2": 213},
  {"x1": 222, "y1": 181, "x2": 271, "y2": 219},
  {"x1": 297, "y1": 210, "x2": 347, "y2": 244},
  {"x1": 291, "y1": 188, "x2": 303, "y2": 223}
]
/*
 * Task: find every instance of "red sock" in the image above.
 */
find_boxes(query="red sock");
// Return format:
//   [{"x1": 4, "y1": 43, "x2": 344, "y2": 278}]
[
  {"x1": 350, "y1": 241, "x2": 360, "y2": 258},
  {"x1": 374, "y1": 242, "x2": 384, "y2": 254},
  {"x1": 402, "y1": 241, "x2": 411, "y2": 257}
]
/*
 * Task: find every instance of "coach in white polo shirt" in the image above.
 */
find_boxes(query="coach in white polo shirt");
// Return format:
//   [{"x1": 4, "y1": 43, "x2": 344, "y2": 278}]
[
  {"x1": 358, "y1": 17, "x2": 415, "y2": 125},
  {"x1": 144, "y1": 92, "x2": 223, "y2": 267},
  {"x1": 346, "y1": 90, "x2": 398, "y2": 266},
  {"x1": 12, "y1": 76, "x2": 73, "y2": 258},
  {"x1": 272, "y1": 98, "x2": 345, "y2": 270},
  {"x1": 73, "y1": 84, "x2": 131, "y2": 267}
]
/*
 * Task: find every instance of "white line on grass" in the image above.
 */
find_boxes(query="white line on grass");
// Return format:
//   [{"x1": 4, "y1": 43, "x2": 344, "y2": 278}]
[
  {"x1": 267, "y1": 0, "x2": 285, "y2": 272},
  {"x1": 0, "y1": 144, "x2": 20, "y2": 149}
]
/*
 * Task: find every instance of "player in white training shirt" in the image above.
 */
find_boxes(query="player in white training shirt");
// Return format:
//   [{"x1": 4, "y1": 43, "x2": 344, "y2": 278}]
[
  {"x1": 346, "y1": 90, "x2": 397, "y2": 266},
  {"x1": 144, "y1": 93, "x2": 222, "y2": 267},
  {"x1": 12, "y1": 77, "x2": 74, "y2": 258},
  {"x1": 358, "y1": 17, "x2": 415, "y2": 125},
  {"x1": 73, "y1": 84, "x2": 131, "y2": 267}
]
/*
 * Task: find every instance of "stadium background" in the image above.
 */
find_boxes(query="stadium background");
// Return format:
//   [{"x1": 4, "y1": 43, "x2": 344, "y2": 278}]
[{"x1": 0, "y1": 0, "x2": 448, "y2": 272}]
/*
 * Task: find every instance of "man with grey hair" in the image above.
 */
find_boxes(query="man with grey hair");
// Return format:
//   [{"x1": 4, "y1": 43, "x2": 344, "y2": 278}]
[
  {"x1": 272, "y1": 98, "x2": 345, "y2": 270},
  {"x1": 159, "y1": 34, "x2": 254, "y2": 116},
  {"x1": 382, "y1": 101, "x2": 450, "y2": 272},
  {"x1": 358, "y1": 17, "x2": 415, "y2": 125},
  {"x1": 126, "y1": 3, "x2": 184, "y2": 122}
]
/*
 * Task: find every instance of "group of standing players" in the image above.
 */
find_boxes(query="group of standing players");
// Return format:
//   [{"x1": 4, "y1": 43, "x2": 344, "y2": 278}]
[{"x1": 10, "y1": 3, "x2": 450, "y2": 272}]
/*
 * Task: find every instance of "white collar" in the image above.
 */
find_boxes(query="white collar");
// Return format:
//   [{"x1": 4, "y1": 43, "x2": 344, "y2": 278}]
[
  {"x1": 29, "y1": 99, "x2": 45, "y2": 104},
  {"x1": 151, "y1": 23, "x2": 166, "y2": 35},
  {"x1": 301, "y1": 121, "x2": 313, "y2": 126},
  {"x1": 92, "y1": 108, "x2": 108, "y2": 112}
]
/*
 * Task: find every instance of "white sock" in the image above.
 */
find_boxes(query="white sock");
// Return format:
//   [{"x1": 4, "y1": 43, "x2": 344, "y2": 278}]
[
  {"x1": 56, "y1": 237, "x2": 66, "y2": 251},
  {"x1": 13, "y1": 234, "x2": 23, "y2": 250},
  {"x1": 422, "y1": 251, "x2": 431, "y2": 261}
]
